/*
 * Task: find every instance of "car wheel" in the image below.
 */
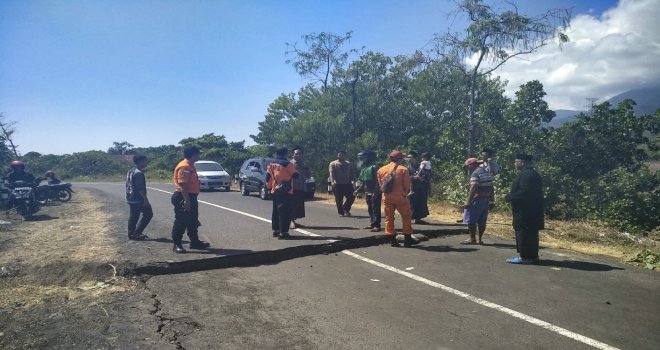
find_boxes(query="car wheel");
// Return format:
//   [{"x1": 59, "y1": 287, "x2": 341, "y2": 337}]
[
  {"x1": 240, "y1": 182, "x2": 249, "y2": 196},
  {"x1": 259, "y1": 185, "x2": 269, "y2": 200}
]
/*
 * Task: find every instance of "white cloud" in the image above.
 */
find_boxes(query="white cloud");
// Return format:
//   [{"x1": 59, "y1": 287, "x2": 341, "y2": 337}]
[{"x1": 487, "y1": 0, "x2": 660, "y2": 110}]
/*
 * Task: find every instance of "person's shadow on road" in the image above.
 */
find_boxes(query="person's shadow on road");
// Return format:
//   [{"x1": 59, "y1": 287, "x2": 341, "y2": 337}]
[
  {"x1": 535, "y1": 259, "x2": 624, "y2": 272},
  {"x1": 301, "y1": 226, "x2": 359, "y2": 231},
  {"x1": 416, "y1": 245, "x2": 479, "y2": 253},
  {"x1": 190, "y1": 248, "x2": 253, "y2": 256}
]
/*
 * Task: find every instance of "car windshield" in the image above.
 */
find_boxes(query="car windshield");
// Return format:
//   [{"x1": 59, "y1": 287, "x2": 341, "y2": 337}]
[{"x1": 195, "y1": 163, "x2": 224, "y2": 172}]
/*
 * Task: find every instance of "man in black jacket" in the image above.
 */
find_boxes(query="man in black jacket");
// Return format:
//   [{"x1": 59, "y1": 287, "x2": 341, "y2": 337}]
[
  {"x1": 505, "y1": 154, "x2": 544, "y2": 264},
  {"x1": 126, "y1": 155, "x2": 152, "y2": 240}
]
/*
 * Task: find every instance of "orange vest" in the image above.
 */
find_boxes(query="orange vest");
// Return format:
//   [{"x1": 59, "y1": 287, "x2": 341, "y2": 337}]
[{"x1": 173, "y1": 159, "x2": 200, "y2": 194}]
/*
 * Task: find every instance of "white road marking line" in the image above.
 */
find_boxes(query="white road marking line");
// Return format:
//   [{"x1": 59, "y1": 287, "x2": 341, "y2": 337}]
[
  {"x1": 342, "y1": 250, "x2": 619, "y2": 350},
  {"x1": 147, "y1": 186, "x2": 619, "y2": 350}
]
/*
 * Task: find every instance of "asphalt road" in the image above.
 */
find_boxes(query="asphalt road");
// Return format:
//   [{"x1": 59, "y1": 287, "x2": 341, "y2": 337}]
[{"x1": 80, "y1": 182, "x2": 659, "y2": 350}]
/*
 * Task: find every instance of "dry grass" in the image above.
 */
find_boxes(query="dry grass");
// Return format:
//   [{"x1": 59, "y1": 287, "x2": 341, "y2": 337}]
[{"x1": 0, "y1": 189, "x2": 132, "y2": 309}]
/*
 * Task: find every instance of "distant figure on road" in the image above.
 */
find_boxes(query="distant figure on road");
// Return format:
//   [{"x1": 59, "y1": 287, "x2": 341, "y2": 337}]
[
  {"x1": 462, "y1": 157, "x2": 494, "y2": 245},
  {"x1": 267, "y1": 147, "x2": 298, "y2": 239},
  {"x1": 377, "y1": 150, "x2": 418, "y2": 247},
  {"x1": 505, "y1": 154, "x2": 544, "y2": 264},
  {"x1": 289, "y1": 146, "x2": 310, "y2": 229},
  {"x1": 126, "y1": 155, "x2": 152, "y2": 241},
  {"x1": 170, "y1": 146, "x2": 210, "y2": 253},
  {"x1": 355, "y1": 150, "x2": 381, "y2": 232},
  {"x1": 329, "y1": 150, "x2": 355, "y2": 217}
]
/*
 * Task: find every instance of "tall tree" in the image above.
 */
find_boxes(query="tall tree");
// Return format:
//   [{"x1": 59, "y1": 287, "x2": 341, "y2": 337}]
[
  {"x1": 434, "y1": 0, "x2": 570, "y2": 156},
  {"x1": 286, "y1": 31, "x2": 360, "y2": 91},
  {"x1": 107, "y1": 141, "x2": 135, "y2": 155},
  {"x1": 0, "y1": 113, "x2": 20, "y2": 159}
]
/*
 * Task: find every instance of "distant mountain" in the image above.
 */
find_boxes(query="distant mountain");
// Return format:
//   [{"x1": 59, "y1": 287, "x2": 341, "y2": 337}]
[
  {"x1": 548, "y1": 109, "x2": 584, "y2": 127},
  {"x1": 605, "y1": 86, "x2": 660, "y2": 116},
  {"x1": 549, "y1": 85, "x2": 659, "y2": 127}
]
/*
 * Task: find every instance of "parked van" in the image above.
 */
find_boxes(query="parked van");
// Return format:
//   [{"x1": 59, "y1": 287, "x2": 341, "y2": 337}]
[
  {"x1": 238, "y1": 158, "x2": 315, "y2": 200},
  {"x1": 194, "y1": 161, "x2": 231, "y2": 191}
]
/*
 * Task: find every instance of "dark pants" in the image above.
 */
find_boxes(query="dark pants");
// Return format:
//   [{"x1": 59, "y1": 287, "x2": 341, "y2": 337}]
[
  {"x1": 409, "y1": 183, "x2": 430, "y2": 220},
  {"x1": 271, "y1": 192, "x2": 292, "y2": 234},
  {"x1": 333, "y1": 183, "x2": 355, "y2": 215},
  {"x1": 171, "y1": 192, "x2": 201, "y2": 245},
  {"x1": 128, "y1": 202, "x2": 153, "y2": 237},
  {"x1": 366, "y1": 192, "x2": 382, "y2": 228},
  {"x1": 515, "y1": 228, "x2": 539, "y2": 260},
  {"x1": 290, "y1": 189, "x2": 306, "y2": 220}
]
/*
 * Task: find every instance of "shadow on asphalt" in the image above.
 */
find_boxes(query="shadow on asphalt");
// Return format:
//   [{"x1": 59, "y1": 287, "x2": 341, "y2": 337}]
[
  {"x1": 416, "y1": 245, "x2": 479, "y2": 253},
  {"x1": 483, "y1": 242, "x2": 518, "y2": 249},
  {"x1": 188, "y1": 248, "x2": 253, "y2": 256},
  {"x1": 286, "y1": 235, "x2": 353, "y2": 241},
  {"x1": 536, "y1": 259, "x2": 624, "y2": 271},
  {"x1": 301, "y1": 226, "x2": 359, "y2": 231}
]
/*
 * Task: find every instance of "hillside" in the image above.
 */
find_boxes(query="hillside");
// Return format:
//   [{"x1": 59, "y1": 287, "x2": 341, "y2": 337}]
[{"x1": 549, "y1": 85, "x2": 659, "y2": 127}]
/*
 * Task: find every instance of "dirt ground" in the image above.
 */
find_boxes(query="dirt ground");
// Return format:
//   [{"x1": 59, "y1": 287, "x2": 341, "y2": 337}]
[{"x1": 0, "y1": 189, "x2": 164, "y2": 350}]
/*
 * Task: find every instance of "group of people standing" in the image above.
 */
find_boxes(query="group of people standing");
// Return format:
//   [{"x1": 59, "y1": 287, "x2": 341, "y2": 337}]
[
  {"x1": 125, "y1": 145, "x2": 545, "y2": 263},
  {"x1": 327, "y1": 149, "x2": 433, "y2": 247}
]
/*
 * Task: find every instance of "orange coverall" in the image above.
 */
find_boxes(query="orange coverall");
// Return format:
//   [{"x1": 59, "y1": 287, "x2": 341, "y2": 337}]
[{"x1": 377, "y1": 162, "x2": 413, "y2": 236}]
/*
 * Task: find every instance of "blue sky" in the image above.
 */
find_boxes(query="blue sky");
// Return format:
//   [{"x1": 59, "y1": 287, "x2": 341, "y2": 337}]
[{"x1": 0, "y1": 0, "x2": 625, "y2": 155}]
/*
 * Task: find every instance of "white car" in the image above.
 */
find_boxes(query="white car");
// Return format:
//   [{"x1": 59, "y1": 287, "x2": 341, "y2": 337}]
[{"x1": 194, "y1": 160, "x2": 232, "y2": 191}]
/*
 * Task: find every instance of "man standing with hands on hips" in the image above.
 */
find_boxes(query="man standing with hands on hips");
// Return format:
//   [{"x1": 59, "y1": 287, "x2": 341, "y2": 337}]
[{"x1": 171, "y1": 146, "x2": 211, "y2": 253}]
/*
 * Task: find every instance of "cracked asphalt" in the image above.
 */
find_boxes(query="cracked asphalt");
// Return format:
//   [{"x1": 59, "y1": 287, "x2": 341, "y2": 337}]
[{"x1": 77, "y1": 183, "x2": 659, "y2": 350}]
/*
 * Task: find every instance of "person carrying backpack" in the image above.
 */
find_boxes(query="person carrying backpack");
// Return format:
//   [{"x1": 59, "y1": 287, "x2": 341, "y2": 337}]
[{"x1": 377, "y1": 150, "x2": 418, "y2": 247}]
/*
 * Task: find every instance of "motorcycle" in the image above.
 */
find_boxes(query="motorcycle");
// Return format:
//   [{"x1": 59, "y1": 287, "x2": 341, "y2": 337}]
[
  {"x1": 34, "y1": 178, "x2": 74, "y2": 204},
  {"x1": 1, "y1": 180, "x2": 41, "y2": 220}
]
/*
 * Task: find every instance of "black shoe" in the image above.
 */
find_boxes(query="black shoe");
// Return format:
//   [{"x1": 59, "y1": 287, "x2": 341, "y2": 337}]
[
  {"x1": 189, "y1": 240, "x2": 210, "y2": 249},
  {"x1": 173, "y1": 244, "x2": 186, "y2": 254},
  {"x1": 414, "y1": 219, "x2": 429, "y2": 225},
  {"x1": 389, "y1": 235, "x2": 400, "y2": 247},
  {"x1": 344, "y1": 211, "x2": 351, "y2": 217},
  {"x1": 272, "y1": 231, "x2": 280, "y2": 237},
  {"x1": 278, "y1": 232, "x2": 291, "y2": 240},
  {"x1": 404, "y1": 235, "x2": 419, "y2": 247},
  {"x1": 129, "y1": 234, "x2": 148, "y2": 241}
]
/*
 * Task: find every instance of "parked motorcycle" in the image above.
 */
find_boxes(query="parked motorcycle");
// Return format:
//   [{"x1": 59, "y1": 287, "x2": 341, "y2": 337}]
[
  {"x1": 34, "y1": 178, "x2": 74, "y2": 204},
  {"x1": 1, "y1": 180, "x2": 41, "y2": 220}
]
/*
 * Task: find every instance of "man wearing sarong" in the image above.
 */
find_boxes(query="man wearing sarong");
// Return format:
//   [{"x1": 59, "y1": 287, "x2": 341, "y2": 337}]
[{"x1": 505, "y1": 154, "x2": 544, "y2": 264}]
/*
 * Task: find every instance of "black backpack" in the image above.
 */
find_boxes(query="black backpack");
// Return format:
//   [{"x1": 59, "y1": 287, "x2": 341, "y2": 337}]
[{"x1": 379, "y1": 164, "x2": 399, "y2": 193}]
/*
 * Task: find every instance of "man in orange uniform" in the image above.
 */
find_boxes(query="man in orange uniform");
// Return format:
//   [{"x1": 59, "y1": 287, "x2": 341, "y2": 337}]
[
  {"x1": 377, "y1": 150, "x2": 418, "y2": 247},
  {"x1": 171, "y1": 146, "x2": 211, "y2": 253},
  {"x1": 266, "y1": 147, "x2": 299, "y2": 239}
]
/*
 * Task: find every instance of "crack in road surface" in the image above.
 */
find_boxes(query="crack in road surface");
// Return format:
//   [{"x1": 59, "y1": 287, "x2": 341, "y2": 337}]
[{"x1": 126, "y1": 229, "x2": 466, "y2": 277}]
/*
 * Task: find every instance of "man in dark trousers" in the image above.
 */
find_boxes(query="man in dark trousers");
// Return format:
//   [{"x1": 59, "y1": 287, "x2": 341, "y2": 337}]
[
  {"x1": 126, "y1": 155, "x2": 152, "y2": 240},
  {"x1": 266, "y1": 147, "x2": 298, "y2": 239},
  {"x1": 171, "y1": 146, "x2": 210, "y2": 253},
  {"x1": 356, "y1": 150, "x2": 381, "y2": 232},
  {"x1": 328, "y1": 150, "x2": 356, "y2": 216},
  {"x1": 505, "y1": 154, "x2": 544, "y2": 264}
]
